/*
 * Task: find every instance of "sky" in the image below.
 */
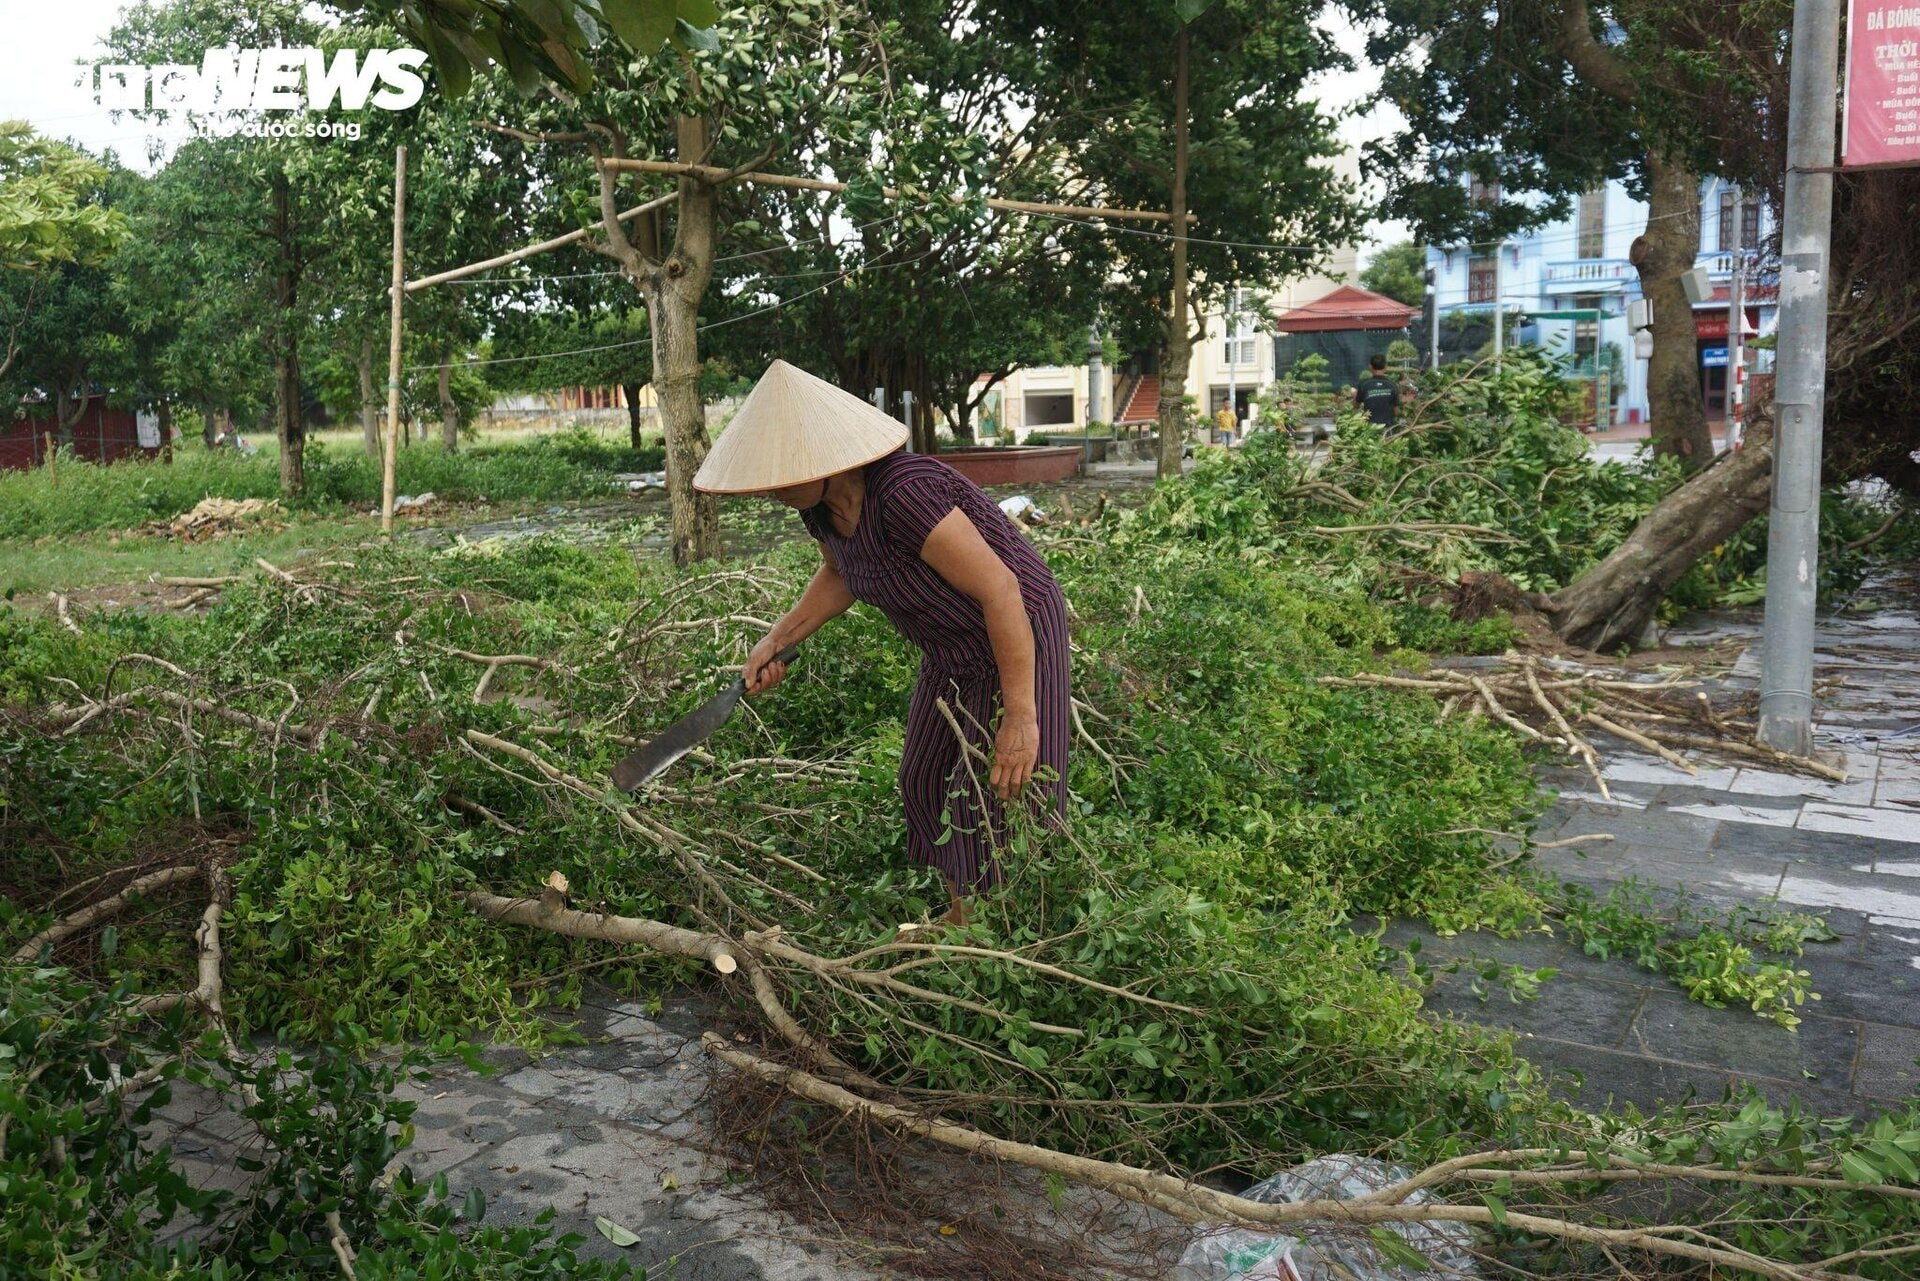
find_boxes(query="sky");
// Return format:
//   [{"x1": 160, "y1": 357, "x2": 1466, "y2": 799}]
[{"x1": 0, "y1": 0, "x2": 1412, "y2": 264}]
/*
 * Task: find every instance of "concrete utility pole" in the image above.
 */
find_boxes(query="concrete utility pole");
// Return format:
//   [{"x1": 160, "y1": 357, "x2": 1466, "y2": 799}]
[
  {"x1": 1226, "y1": 290, "x2": 1239, "y2": 439},
  {"x1": 1491, "y1": 241, "x2": 1504, "y2": 369},
  {"x1": 1086, "y1": 322, "x2": 1104, "y2": 423},
  {"x1": 1428, "y1": 262, "x2": 1440, "y2": 370},
  {"x1": 1727, "y1": 187, "x2": 1745, "y2": 434},
  {"x1": 1085, "y1": 322, "x2": 1103, "y2": 463},
  {"x1": 1757, "y1": 0, "x2": 1841, "y2": 756}
]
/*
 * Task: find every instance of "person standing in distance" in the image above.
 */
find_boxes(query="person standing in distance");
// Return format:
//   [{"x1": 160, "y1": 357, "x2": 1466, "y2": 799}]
[{"x1": 1353, "y1": 353, "x2": 1400, "y2": 428}]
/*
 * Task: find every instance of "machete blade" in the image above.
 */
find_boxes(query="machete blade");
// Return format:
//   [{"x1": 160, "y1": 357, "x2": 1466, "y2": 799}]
[
  {"x1": 610, "y1": 679, "x2": 748, "y2": 793},
  {"x1": 610, "y1": 644, "x2": 798, "y2": 793}
]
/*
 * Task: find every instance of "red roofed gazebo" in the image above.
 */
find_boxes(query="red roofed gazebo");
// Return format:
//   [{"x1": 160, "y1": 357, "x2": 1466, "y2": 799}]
[
  {"x1": 1271, "y1": 284, "x2": 1418, "y2": 333},
  {"x1": 1270, "y1": 285, "x2": 1418, "y2": 391}
]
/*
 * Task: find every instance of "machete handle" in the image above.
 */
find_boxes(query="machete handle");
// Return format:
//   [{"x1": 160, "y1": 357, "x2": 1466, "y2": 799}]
[{"x1": 746, "y1": 643, "x2": 801, "y2": 689}]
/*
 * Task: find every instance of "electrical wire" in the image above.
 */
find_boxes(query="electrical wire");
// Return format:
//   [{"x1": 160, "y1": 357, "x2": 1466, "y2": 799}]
[
  {"x1": 404, "y1": 238, "x2": 945, "y2": 373},
  {"x1": 1018, "y1": 203, "x2": 1744, "y2": 257}
]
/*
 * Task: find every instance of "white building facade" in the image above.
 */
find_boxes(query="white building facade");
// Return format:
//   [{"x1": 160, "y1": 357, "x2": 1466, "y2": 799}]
[
  {"x1": 1424, "y1": 178, "x2": 1776, "y2": 427},
  {"x1": 971, "y1": 244, "x2": 1359, "y2": 441}
]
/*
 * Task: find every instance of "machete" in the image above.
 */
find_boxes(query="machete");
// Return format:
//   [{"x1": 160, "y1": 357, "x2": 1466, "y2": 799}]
[{"x1": 611, "y1": 644, "x2": 799, "y2": 792}]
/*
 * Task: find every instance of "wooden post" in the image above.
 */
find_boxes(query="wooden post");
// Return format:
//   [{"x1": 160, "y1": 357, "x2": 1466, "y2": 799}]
[{"x1": 381, "y1": 145, "x2": 407, "y2": 534}]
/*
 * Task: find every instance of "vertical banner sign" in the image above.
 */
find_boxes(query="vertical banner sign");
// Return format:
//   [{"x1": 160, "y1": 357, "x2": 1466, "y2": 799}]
[{"x1": 1844, "y1": 0, "x2": 1920, "y2": 165}]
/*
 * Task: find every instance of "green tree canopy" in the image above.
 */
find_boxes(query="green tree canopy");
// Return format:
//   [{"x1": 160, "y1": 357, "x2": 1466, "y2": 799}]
[{"x1": 1359, "y1": 240, "x2": 1426, "y2": 307}]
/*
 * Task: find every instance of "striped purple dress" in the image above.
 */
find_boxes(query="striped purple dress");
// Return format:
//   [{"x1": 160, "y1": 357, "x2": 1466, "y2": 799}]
[{"x1": 800, "y1": 450, "x2": 1070, "y2": 894}]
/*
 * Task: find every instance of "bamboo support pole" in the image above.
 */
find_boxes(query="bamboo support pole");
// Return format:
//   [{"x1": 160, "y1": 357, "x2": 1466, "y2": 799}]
[
  {"x1": 405, "y1": 191, "x2": 675, "y2": 293},
  {"x1": 381, "y1": 146, "x2": 407, "y2": 534},
  {"x1": 596, "y1": 158, "x2": 1193, "y2": 224}
]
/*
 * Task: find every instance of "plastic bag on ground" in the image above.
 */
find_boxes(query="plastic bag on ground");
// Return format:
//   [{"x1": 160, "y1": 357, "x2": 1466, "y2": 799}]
[
  {"x1": 998, "y1": 494, "x2": 1047, "y2": 525},
  {"x1": 1174, "y1": 1154, "x2": 1482, "y2": 1281}
]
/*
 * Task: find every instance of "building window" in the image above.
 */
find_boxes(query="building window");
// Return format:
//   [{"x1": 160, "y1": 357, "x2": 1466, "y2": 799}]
[
  {"x1": 1714, "y1": 188, "x2": 1759, "y2": 253},
  {"x1": 1573, "y1": 293, "x2": 1604, "y2": 362},
  {"x1": 1468, "y1": 255, "x2": 1496, "y2": 304},
  {"x1": 1221, "y1": 288, "x2": 1258, "y2": 366},
  {"x1": 1577, "y1": 189, "x2": 1605, "y2": 259}
]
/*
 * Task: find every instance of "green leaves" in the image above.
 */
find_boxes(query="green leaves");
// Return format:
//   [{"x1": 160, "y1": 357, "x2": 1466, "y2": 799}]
[{"x1": 600, "y1": 0, "x2": 679, "y2": 55}]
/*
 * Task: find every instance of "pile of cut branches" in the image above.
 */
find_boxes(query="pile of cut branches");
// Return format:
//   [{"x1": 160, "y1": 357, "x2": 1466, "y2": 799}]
[
  {"x1": 8, "y1": 530, "x2": 1920, "y2": 1279},
  {"x1": 1323, "y1": 654, "x2": 1848, "y2": 800}
]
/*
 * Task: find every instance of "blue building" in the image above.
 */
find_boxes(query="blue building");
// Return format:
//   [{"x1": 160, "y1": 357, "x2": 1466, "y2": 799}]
[{"x1": 1424, "y1": 178, "x2": 1775, "y2": 428}]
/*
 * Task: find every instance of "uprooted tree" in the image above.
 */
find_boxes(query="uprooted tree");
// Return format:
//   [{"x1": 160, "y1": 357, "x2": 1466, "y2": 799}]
[{"x1": 1366, "y1": 0, "x2": 1920, "y2": 650}]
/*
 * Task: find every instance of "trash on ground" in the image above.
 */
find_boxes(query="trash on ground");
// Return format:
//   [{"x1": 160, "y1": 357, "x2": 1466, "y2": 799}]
[
  {"x1": 1174, "y1": 1154, "x2": 1481, "y2": 1281},
  {"x1": 998, "y1": 494, "x2": 1048, "y2": 525},
  {"x1": 392, "y1": 492, "x2": 439, "y2": 514},
  {"x1": 618, "y1": 472, "x2": 666, "y2": 491},
  {"x1": 143, "y1": 497, "x2": 285, "y2": 541}
]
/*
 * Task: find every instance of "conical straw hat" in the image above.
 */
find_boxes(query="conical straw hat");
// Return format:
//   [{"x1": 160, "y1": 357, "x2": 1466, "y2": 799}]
[{"x1": 693, "y1": 359, "x2": 909, "y2": 493}]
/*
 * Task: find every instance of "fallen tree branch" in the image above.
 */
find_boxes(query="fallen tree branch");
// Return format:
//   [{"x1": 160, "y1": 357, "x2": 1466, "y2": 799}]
[
  {"x1": 464, "y1": 886, "x2": 858, "y2": 1081},
  {"x1": 11, "y1": 865, "x2": 203, "y2": 962},
  {"x1": 324, "y1": 1210, "x2": 358, "y2": 1279},
  {"x1": 465, "y1": 888, "x2": 739, "y2": 974},
  {"x1": 1581, "y1": 710, "x2": 1699, "y2": 776},
  {"x1": 705, "y1": 1036, "x2": 1857, "y2": 1281}
]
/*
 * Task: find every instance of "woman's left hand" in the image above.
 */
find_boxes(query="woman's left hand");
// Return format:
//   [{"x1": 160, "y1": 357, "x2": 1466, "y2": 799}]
[{"x1": 991, "y1": 712, "x2": 1040, "y2": 801}]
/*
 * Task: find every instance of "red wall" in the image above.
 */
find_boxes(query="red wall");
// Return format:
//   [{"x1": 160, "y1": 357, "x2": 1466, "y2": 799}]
[{"x1": 1, "y1": 397, "x2": 159, "y2": 471}]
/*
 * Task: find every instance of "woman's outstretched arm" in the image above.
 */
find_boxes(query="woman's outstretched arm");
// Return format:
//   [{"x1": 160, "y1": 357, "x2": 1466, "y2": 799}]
[{"x1": 745, "y1": 547, "x2": 855, "y2": 694}]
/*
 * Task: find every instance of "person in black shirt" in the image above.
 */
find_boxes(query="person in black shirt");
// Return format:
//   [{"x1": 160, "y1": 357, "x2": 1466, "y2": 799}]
[{"x1": 1353, "y1": 353, "x2": 1400, "y2": 427}]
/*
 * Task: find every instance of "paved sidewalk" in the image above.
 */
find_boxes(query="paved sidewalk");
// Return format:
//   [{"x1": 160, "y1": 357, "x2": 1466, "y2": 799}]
[
  {"x1": 146, "y1": 989, "x2": 1178, "y2": 1279},
  {"x1": 1392, "y1": 580, "x2": 1920, "y2": 1115}
]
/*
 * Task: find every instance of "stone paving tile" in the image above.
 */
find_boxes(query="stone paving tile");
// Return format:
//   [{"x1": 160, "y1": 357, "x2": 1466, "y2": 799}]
[
  {"x1": 1764, "y1": 866, "x2": 1920, "y2": 927},
  {"x1": 1519, "y1": 1037, "x2": 1863, "y2": 1117},
  {"x1": 1601, "y1": 755, "x2": 1740, "y2": 791},
  {"x1": 1807, "y1": 953, "x2": 1920, "y2": 1030},
  {"x1": 1800, "y1": 802, "x2": 1920, "y2": 845},
  {"x1": 1853, "y1": 1023, "x2": 1920, "y2": 1100},
  {"x1": 1728, "y1": 768, "x2": 1873, "y2": 806},
  {"x1": 1713, "y1": 821, "x2": 1918, "y2": 870},
  {"x1": 1538, "y1": 802, "x2": 1722, "y2": 851},
  {"x1": 1624, "y1": 993, "x2": 1863, "y2": 1091},
  {"x1": 1427, "y1": 971, "x2": 1646, "y2": 1046},
  {"x1": 1660, "y1": 798, "x2": 1803, "y2": 830}
]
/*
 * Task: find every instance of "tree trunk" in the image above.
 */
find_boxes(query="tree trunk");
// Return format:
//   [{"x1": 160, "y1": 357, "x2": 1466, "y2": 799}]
[
  {"x1": 622, "y1": 380, "x2": 645, "y2": 451},
  {"x1": 359, "y1": 337, "x2": 380, "y2": 457},
  {"x1": 438, "y1": 355, "x2": 458, "y2": 451},
  {"x1": 1634, "y1": 154, "x2": 1713, "y2": 472},
  {"x1": 1547, "y1": 417, "x2": 1774, "y2": 652},
  {"x1": 271, "y1": 173, "x2": 304, "y2": 497},
  {"x1": 158, "y1": 400, "x2": 173, "y2": 464},
  {"x1": 54, "y1": 382, "x2": 84, "y2": 447},
  {"x1": 830, "y1": 348, "x2": 939, "y2": 451},
  {"x1": 645, "y1": 112, "x2": 723, "y2": 566},
  {"x1": 1156, "y1": 26, "x2": 1192, "y2": 481}
]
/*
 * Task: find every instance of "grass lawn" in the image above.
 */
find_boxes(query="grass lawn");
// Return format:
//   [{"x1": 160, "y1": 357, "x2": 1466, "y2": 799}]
[{"x1": 1, "y1": 514, "x2": 382, "y2": 598}]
